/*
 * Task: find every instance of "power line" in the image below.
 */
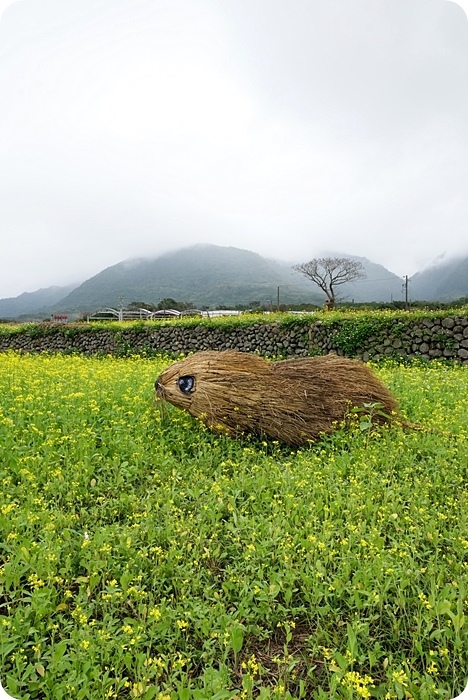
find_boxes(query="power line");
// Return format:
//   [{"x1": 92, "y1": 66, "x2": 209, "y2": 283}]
[{"x1": 349, "y1": 277, "x2": 409, "y2": 284}]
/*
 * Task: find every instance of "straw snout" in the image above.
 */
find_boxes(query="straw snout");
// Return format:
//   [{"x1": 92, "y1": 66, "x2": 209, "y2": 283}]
[{"x1": 154, "y1": 362, "x2": 196, "y2": 411}]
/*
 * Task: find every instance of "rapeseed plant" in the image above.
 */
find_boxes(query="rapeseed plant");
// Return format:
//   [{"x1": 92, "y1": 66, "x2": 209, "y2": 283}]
[{"x1": 0, "y1": 352, "x2": 467, "y2": 698}]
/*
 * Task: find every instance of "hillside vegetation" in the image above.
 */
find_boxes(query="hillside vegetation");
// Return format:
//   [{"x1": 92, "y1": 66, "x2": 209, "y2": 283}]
[{"x1": 53, "y1": 246, "x2": 324, "y2": 312}]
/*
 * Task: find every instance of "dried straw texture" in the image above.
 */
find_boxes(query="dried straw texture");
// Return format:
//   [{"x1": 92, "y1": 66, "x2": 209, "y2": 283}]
[{"x1": 155, "y1": 350, "x2": 398, "y2": 446}]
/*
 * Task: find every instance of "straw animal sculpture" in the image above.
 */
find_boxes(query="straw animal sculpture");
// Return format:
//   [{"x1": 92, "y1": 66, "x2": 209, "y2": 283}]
[{"x1": 155, "y1": 350, "x2": 398, "y2": 446}]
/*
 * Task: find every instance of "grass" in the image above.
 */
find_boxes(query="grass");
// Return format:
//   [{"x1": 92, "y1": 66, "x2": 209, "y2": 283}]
[{"x1": 0, "y1": 352, "x2": 467, "y2": 699}]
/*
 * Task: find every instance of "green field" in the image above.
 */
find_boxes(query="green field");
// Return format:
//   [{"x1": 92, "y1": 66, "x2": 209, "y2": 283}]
[{"x1": 0, "y1": 352, "x2": 467, "y2": 699}]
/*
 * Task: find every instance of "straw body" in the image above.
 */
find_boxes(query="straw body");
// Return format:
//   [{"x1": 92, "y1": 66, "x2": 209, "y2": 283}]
[{"x1": 155, "y1": 350, "x2": 398, "y2": 445}]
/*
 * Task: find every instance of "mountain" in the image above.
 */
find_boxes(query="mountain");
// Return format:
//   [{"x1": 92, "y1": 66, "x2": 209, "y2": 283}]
[
  {"x1": 0, "y1": 284, "x2": 78, "y2": 320},
  {"x1": 411, "y1": 255, "x2": 468, "y2": 301},
  {"x1": 56, "y1": 246, "x2": 413, "y2": 312},
  {"x1": 54, "y1": 245, "x2": 324, "y2": 311},
  {"x1": 2, "y1": 246, "x2": 466, "y2": 319}
]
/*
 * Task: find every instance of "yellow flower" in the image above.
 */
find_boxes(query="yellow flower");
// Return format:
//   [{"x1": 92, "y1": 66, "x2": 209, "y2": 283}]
[
  {"x1": 341, "y1": 670, "x2": 375, "y2": 698},
  {"x1": 391, "y1": 669, "x2": 408, "y2": 686},
  {"x1": 148, "y1": 606, "x2": 162, "y2": 620}
]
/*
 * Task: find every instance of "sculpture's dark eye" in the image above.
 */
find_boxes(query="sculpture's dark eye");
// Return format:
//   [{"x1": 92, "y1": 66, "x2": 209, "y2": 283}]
[{"x1": 178, "y1": 376, "x2": 195, "y2": 394}]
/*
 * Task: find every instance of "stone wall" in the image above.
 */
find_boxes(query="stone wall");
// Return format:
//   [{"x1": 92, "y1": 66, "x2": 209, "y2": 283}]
[
  {"x1": 310, "y1": 315, "x2": 468, "y2": 363},
  {"x1": 0, "y1": 314, "x2": 467, "y2": 363},
  {"x1": 0, "y1": 323, "x2": 309, "y2": 358}
]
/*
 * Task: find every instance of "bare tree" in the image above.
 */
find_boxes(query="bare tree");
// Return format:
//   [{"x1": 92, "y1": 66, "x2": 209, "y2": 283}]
[{"x1": 293, "y1": 257, "x2": 366, "y2": 309}]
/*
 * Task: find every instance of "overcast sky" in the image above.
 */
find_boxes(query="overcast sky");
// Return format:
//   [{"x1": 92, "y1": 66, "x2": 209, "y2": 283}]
[{"x1": 0, "y1": 0, "x2": 467, "y2": 298}]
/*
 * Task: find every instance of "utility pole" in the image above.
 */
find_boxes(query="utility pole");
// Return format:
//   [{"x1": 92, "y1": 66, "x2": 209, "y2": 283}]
[
  {"x1": 118, "y1": 295, "x2": 125, "y2": 322},
  {"x1": 402, "y1": 276, "x2": 410, "y2": 311},
  {"x1": 277, "y1": 286, "x2": 280, "y2": 311}
]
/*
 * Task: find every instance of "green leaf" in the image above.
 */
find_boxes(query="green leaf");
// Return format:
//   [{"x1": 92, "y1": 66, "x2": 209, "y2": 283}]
[
  {"x1": 120, "y1": 570, "x2": 133, "y2": 592},
  {"x1": 0, "y1": 641, "x2": 19, "y2": 657},
  {"x1": 436, "y1": 599, "x2": 452, "y2": 615},
  {"x1": 229, "y1": 625, "x2": 244, "y2": 654}
]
